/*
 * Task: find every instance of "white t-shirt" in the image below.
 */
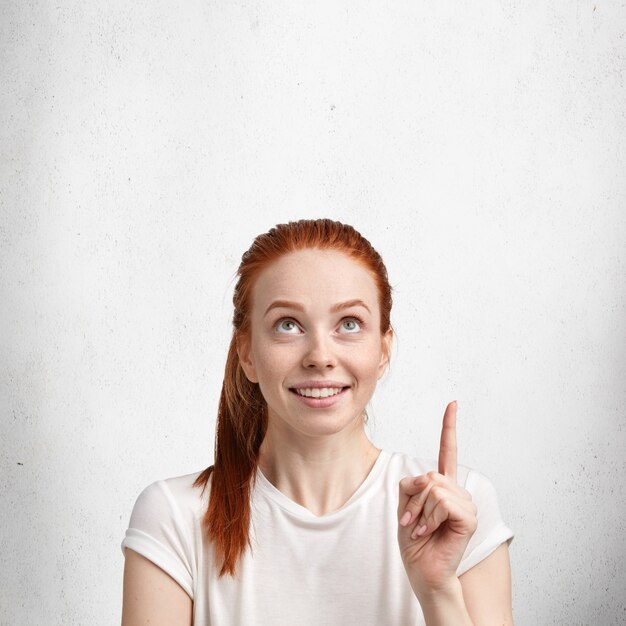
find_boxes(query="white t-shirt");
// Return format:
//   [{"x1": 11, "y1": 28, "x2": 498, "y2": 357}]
[{"x1": 121, "y1": 450, "x2": 513, "y2": 625}]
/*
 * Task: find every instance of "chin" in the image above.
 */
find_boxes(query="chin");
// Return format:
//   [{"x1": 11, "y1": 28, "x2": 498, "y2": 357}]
[{"x1": 297, "y1": 414, "x2": 365, "y2": 438}]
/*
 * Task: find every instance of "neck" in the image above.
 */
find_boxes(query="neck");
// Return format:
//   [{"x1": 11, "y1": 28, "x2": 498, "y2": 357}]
[{"x1": 257, "y1": 419, "x2": 380, "y2": 517}]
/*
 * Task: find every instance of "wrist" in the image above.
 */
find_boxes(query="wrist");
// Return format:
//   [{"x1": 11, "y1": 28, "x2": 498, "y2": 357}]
[
  {"x1": 413, "y1": 576, "x2": 463, "y2": 603},
  {"x1": 411, "y1": 575, "x2": 461, "y2": 604},
  {"x1": 414, "y1": 578, "x2": 473, "y2": 626}
]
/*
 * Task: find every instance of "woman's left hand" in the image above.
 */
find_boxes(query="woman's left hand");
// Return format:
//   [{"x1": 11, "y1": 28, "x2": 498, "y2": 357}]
[{"x1": 397, "y1": 401, "x2": 478, "y2": 601}]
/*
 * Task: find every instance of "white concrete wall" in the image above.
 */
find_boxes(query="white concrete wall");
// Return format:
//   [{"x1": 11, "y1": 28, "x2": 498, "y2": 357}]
[{"x1": 2, "y1": 2, "x2": 625, "y2": 624}]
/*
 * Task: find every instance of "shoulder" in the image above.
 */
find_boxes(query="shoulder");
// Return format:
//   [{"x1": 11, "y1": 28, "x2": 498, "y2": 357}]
[
  {"x1": 122, "y1": 469, "x2": 211, "y2": 599},
  {"x1": 127, "y1": 472, "x2": 210, "y2": 539},
  {"x1": 126, "y1": 470, "x2": 210, "y2": 535}
]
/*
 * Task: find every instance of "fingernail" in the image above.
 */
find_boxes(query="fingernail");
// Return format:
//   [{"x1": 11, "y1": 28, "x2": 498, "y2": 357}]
[
  {"x1": 400, "y1": 511, "x2": 411, "y2": 526},
  {"x1": 411, "y1": 523, "x2": 426, "y2": 540}
]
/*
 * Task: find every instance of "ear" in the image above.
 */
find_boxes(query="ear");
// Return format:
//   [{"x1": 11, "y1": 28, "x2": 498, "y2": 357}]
[
  {"x1": 378, "y1": 328, "x2": 394, "y2": 379},
  {"x1": 236, "y1": 334, "x2": 259, "y2": 383}
]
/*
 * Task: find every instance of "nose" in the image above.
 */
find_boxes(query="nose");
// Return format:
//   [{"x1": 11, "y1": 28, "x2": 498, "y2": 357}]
[{"x1": 302, "y1": 331, "x2": 337, "y2": 370}]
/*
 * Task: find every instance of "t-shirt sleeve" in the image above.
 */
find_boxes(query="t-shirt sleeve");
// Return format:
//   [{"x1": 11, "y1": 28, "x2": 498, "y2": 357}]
[
  {"x1": 457, "y1": 469, "x2": 514, "y2": 577},
  {"x1": 120, "y1": 480, "x2": 195, "y2": 599}
]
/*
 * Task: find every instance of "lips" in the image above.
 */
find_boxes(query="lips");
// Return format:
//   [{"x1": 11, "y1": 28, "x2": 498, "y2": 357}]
[{"x1": 289, "y1": 380, "x2": 350, "y2": 390}]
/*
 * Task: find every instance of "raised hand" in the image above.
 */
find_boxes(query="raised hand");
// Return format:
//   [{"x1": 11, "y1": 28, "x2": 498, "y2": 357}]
[{"x1": 397, "y1": 401, "x2": 478, "y2": 600}]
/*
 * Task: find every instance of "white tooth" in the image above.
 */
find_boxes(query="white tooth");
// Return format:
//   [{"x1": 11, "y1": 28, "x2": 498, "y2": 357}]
[{"x1": 296, "y1": 387, "x2": 345, "y2": 398}]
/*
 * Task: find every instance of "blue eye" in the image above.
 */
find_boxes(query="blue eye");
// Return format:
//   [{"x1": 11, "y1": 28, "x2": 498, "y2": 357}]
[
  {"x1": 340, "y1": 318, "x2": 361, "y2": 333},
  {"x1": 276, "y1": 319, "x2": 300, "y2": 334}
]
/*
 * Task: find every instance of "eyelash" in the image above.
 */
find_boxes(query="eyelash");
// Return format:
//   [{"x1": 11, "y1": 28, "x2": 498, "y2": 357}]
[{"x1": 274, "y1": 316, "x2": 365, "y2": 333}]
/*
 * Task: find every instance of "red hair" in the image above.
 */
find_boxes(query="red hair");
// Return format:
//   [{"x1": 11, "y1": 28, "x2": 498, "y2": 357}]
[{"x1": 193, "y1": 219, "x2": 393, "y2": 576}]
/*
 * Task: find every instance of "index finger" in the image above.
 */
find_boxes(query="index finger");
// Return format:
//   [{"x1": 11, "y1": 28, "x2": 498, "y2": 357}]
[{"x1": 438, "y1": 400, "x2": 457, "y2": 482}]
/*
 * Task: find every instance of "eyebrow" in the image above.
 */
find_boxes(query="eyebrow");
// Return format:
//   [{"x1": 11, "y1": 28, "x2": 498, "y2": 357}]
[{"x1": 263, "y1": 299, "x2": 371, "y2": 317}]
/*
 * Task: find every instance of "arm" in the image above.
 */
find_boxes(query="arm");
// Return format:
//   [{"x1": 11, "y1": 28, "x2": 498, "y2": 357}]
[
  {"x1": 121, "y1": 548, "x2": 193, "y2": 626},
  {"x1": 397, "y1": 402, "x2": 514, "y2": 626},
  {"x1": 460, "y1": 542, "x2": 513, "y2": 625},
  {"x1": 413, "y1": 542, "x2": 512, "y2": 626}
]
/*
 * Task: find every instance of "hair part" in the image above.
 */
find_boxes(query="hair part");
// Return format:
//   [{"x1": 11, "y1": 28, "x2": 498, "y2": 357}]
[{"x1": 193, "y1": 218, "x2": 393, "y2": 576}]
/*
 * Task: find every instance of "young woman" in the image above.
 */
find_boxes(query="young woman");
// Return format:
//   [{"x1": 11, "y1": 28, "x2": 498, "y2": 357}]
[{"x1": 121, "y1": 219, "x2": 514, "y2": 625}]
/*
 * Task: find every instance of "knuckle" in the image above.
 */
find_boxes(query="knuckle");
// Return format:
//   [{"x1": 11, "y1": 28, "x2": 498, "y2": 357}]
[
  {"x1": 399, "y1": 477, "x2": 411, "y2": 491},
  {"x1": 399, "y1": 476, "x2": 418, "y2": 493},
  {"x1": 430, "y1": 486, "x2": 445, "y2": 500},
  {"x1": 438, "y1": 496, "x2": 451, "y2": 510}
]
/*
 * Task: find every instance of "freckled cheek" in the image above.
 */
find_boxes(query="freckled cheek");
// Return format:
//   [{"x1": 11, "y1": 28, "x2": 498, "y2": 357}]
[
  {"x1": 254, "y1": 344, "x2": 296, "y2": 380},
  {"x1": 351, "y1": 352, "x2": 380, "y2": 379}
]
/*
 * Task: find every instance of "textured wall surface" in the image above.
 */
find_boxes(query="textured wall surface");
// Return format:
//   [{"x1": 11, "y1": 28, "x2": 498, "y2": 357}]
[{"x1": 1, "y1": 1, "x2": 625, "y2": 624}]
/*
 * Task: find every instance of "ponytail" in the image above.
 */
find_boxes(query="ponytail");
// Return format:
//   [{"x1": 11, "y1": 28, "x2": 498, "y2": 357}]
[{"x1": 193, "y1": 336, "x2": 267, "y2": 577}]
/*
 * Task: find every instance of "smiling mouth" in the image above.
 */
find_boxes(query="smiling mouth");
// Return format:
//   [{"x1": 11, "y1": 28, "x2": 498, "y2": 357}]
[{"x1": 289, "y1": 386, "x2": 350, "y2": 399}]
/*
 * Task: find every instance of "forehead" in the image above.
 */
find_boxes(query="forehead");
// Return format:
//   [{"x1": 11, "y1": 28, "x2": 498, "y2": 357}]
[{"x1": 251, "y1": 249, "x2": 379, "y2": 313}]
